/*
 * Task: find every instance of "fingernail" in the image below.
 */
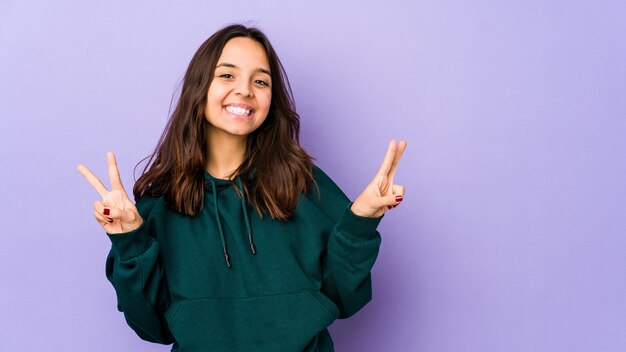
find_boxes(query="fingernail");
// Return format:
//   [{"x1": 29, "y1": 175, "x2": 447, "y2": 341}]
[
  {"x1": 387, "y1": 206, "x2": 393, "y2": 210},
  {"x1": 395, "y1": 195, "x2": 403, "y2": 202},
  {"x1": 107, "y1": 218, "x2": 113, "y2": 223},
  {"x1": 103, "y1": 208, "x2": 110, "y2": 216},
  {"x1": 392, "y1": 204, "x2": 398, "y2": 208}
]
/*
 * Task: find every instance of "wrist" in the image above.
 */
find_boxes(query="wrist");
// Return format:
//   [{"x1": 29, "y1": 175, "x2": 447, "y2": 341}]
[{"x1": 350, "y1": 202, "x2": 372, "y2": 218}]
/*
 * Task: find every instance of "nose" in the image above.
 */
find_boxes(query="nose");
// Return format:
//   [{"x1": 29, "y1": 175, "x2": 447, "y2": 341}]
[{"x1": 234, "y1": 79, "x2": 253, "y2": 97}]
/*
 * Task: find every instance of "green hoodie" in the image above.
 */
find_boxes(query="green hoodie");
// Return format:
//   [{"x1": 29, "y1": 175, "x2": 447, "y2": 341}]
[{"x1": 105, "y1": 166, "x2": 382, "y2": 352}]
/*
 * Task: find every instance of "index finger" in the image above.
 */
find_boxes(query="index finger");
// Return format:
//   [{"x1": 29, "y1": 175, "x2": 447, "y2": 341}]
[
  {"x1": 107, "y1": 152, "x2": 125, "y2": 192},
  {"x1": 77, "y1": 164, "x2": 109, "y2": 198},
  {"x1": 375, "y1": 140, "x2": 398, "y2": 178}
]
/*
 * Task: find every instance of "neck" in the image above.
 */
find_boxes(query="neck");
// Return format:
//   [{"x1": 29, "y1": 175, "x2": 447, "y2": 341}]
[{"x1": 205, "y1": 127, "x2": 247, "y2": 180}]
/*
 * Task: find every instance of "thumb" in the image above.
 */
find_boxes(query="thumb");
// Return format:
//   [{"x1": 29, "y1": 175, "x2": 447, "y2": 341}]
[{"x1": 369, "y1": 193, "x2": 403, "y2": 209}]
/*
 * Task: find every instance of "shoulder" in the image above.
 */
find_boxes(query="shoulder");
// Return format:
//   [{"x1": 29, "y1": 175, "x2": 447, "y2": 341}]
[
  {"x1": 134, "y1": 193, "x2": 167, "y2": 218},
  {"x1": 306, "y1": 165, "x2": 351, "y2": 217},
  {"x1": 311, "y1": 165, "x2": 345, "y2": 195}
]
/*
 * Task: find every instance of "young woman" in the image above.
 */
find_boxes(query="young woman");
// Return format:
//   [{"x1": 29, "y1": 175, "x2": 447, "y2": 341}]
[{"x1": 78, "y1": 24, "x2": 406, "y2": 352}]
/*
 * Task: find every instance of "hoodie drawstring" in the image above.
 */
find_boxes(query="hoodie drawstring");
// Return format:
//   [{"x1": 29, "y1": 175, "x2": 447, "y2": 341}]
[
  {"x1": 236, "y1": 177, "x2": 256, "y2": 255},
  {"x1": 209, "y1": 176, "x2": 256, "y2": 269},
  {"x1": 211, "y1": 180, "x2": 231, "y2": 268}
]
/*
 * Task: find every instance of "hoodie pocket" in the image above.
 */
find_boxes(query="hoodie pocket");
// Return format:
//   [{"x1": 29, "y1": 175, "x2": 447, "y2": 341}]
[{"x1": 165, "y1": 291, "x2": 339, "y2": 352}]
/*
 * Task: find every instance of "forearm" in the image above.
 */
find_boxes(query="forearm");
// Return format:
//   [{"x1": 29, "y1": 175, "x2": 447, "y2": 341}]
[
  {"x1": 322, "y1": 206, "x2": 382, "y2": 318},
  {"x1": 106, "y1": 225, "x2": 174, "y2": 344}
]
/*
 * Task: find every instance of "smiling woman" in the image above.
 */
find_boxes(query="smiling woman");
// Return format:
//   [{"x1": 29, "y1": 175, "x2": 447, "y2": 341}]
[{"x1": 77, "y1": 24, "x2": 406, "y2": 352}]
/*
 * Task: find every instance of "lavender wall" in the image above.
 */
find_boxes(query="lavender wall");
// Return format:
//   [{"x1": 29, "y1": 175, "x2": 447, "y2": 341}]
[{"x1": 1, "y1": 0, "x2": 625, "y2": 351}]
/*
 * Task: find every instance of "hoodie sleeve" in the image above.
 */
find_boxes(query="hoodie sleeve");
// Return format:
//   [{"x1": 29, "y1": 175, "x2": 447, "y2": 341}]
[
  {"x1": 105, "y1": 196, "x2": 174, "y2": 345},
  {"x1": 311, "y1": 166, "x2": 383, "y2": 319}
]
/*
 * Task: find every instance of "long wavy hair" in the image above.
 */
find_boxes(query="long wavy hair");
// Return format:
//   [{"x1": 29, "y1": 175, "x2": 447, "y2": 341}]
[{"x1": 133, "y1": 24, "x2": 314, "y2": 220}]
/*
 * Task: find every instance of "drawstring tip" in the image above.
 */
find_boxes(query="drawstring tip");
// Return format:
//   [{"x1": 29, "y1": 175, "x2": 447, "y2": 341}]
[
  {"x1": 248, "y1": 233, "x2": 256, "y2": 255},
  {"x1": 224, "y1": 252, "x2": 231, "y2": 268}
]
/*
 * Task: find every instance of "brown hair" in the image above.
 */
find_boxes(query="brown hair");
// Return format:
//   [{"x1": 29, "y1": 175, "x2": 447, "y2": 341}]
[{"x1": 133, "y1": 24, "x2": 314, "y2": 220}]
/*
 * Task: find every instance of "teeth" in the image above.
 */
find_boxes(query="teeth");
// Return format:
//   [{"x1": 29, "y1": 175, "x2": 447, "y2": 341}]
[{"x1": 226, "y1": 106, "x2": 251, "y2": 116}]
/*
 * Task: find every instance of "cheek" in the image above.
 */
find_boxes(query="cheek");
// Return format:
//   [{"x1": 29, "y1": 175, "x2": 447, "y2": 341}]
[
  {"x1": 207, "y1": 82, "x2": 229, "y2": 102},
  {"x1": 205, "y1": 89, "x2": 224, "y2": 114},
  {"x1": 254, "y1": 95, "x2": 272, "y2": 126},
  {"x1": 260, "y1": 93, "x2": 272, "y2": 112},
  {"x1": 207, "y1": 90, "x2": 220, "y2": 105}
]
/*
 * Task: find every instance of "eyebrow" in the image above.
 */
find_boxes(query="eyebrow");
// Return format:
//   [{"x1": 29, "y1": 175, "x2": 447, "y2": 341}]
[{"x1": 215, "y1": 62, "x2": 271, "y2": 76}]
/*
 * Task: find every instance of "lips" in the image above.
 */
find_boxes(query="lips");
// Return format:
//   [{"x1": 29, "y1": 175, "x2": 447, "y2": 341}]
[{"x1": 224, "y1": 103, "x2": 254, "y2": 117}]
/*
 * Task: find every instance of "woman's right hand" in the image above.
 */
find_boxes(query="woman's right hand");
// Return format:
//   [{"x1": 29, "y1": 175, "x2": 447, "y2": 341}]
[{"x1": 77, "y1": 152, "x2": 143, "y2": 234}]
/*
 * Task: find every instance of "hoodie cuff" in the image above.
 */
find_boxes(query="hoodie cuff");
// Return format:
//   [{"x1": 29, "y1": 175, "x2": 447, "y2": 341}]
[
  {"x1": 107, "y1": 223, "x2": 153, "y2": 261},
  {"x1": 336, "y1": 204, "x2": 383, "y2": 241}
]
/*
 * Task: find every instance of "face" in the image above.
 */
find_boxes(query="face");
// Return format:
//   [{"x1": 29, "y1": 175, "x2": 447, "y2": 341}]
[{"x1": 204, "y1": 37, "x2": 272, "y2": 138}]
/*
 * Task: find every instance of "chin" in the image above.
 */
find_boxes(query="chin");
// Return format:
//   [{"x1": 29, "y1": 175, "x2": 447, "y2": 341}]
[{"x1": 226, "y1": 127, "x2": 256, "y2": 136}]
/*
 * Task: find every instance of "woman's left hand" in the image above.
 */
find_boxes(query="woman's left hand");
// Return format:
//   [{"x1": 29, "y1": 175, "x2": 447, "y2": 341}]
[{"x1": 351, "y1": 139, "x2": 407, "y2": 218}]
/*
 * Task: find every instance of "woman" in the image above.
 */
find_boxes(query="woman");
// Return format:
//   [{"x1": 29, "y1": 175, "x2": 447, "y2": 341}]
[{"x1": 78, "y1": 24, "x2": 406, "y2": 352}]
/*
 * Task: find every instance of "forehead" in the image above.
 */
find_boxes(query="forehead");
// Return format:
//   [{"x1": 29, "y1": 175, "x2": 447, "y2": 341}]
[{"x1": 217, "y1": 37, "x2": 270, "y2": 69}]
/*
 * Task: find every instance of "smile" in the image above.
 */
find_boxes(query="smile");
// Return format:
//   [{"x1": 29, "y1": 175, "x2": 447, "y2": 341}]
[{"x1": 225, "y1": 106, "x2": 253, "y2": 116}]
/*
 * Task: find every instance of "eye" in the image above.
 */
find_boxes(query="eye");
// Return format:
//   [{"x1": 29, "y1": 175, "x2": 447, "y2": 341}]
[
  {"x1": 219, "y1": 73, "x2": 234, "y2": 79},
  {"x1": 255, "y1": 79, "x2": 270, "y2": 87}
]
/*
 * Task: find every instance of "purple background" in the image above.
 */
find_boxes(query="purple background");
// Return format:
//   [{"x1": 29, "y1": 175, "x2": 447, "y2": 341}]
[{"x1": 1, "y1": 0, "x2": 625, "y2": 351}]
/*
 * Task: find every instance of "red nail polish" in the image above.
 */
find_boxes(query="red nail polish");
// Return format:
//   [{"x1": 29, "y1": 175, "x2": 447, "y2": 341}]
[
  {"x1": 395, "y1": 195, "x2": 403, "y2": 202},
  {"x1": 107, "y1": 219, "x2": 113, "y2": 223},
  {"x1": 103, "y1": 208, "x2": 110, "y2": 216},
  {"x1": 387, "y1": 206, "x2": 392, "y2": 210}
]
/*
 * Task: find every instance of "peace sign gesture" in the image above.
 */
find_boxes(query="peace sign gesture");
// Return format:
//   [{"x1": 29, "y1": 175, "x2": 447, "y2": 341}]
[
  {"x1": 351, "y1": 139, "x2": 407, "y2": 218},
  {"x1": 77, "y1": 152, "x2": 143, "y2": 234}
]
